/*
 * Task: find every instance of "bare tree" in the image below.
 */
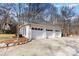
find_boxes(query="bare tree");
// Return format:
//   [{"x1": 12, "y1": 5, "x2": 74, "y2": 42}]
[
  {"x1": 0, "y1": 4, "x2": 17, "y2": 33},
  {"x1": 60, "y1": 6, "x2": 75, "y2": 36}
]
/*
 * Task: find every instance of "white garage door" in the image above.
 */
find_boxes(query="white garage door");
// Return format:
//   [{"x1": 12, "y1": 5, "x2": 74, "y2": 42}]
[
  {"x1": 31, "y1": 28, "x2": 44, "y2": 39},
  {"x1": 54, "y1": 30, "x2": 61, "y2": 37},
  {"x1": 46, "y1": 29, "x2": 61, "y2": 38},
  {"x1": 46, "y1": 29, "x2": 54, "y2": 39}
]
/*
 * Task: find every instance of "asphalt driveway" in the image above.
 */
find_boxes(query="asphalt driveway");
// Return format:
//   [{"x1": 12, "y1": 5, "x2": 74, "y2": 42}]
[{"x1": 0, "y1": 37, "x2": 79, "y2": 56}]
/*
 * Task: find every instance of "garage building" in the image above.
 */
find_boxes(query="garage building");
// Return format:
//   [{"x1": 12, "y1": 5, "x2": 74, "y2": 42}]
[{"x1": 19, "y1": 22, "x2": 62, "y2": 41}]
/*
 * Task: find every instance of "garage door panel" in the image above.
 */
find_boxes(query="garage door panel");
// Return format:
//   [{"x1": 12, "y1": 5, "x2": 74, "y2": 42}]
[
  {"x1": 55, "y1": 32, "x2": 61, "y2": 37},
  {"x1": 32, "y1": 30, "x2": 44, "y2": 39},
  {"x1": 46, "y1": 31, "x2": 54, "y2": 39}
]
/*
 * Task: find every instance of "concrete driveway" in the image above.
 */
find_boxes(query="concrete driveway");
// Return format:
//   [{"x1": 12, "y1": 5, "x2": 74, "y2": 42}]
[{"x1": 0, "y1": 37, "x2": 79, "y2": 56}]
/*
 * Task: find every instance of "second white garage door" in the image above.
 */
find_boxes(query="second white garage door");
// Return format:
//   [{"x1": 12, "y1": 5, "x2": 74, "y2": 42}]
[
  {"x1": 46, "y1": 29, "x2": 61, "y2": 38},
  {"x1": 46, "y1": 29, "x2": 54, "y2": 39},
  {"x1": 54, "y1": 30, "x2": 61, "y2": 37}
]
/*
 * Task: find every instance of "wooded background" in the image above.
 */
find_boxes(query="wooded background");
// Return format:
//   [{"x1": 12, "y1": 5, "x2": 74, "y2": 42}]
[{"x1": 0, "y1": 3, "x2": 79, "y2": 36}]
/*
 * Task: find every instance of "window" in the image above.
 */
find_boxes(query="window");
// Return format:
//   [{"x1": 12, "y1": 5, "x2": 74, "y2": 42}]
[
  {"x1": 22, "y1": 27, "x2": 26, "y2": 35},
  {"x1": 55, "y1": 30, "x2": 60, "y2": 32},
  {"x1": 24, "y1": 28, "x2": 26, "y2": 35},
  {"x1": 23, "y1": 28, "x2": 25, "y2": 35},
  {"x1": 32, "y1": 28, "x2": 34, "y2": 30},
  {"x1": 35, "y1": 28, "x2": 37, "y2": 30},
  {"x1": 31, "y1": 27, "x2": 43, "y2": 31},
  {"x1": 46, "y1": 29, "x2": 53, "y2": 31},
  {"x1": 41, "y1": 29, "x2": 43, "y2": 30},
  {"x1": 38, "y1": 28, "x2": 40, "y2": 30}
]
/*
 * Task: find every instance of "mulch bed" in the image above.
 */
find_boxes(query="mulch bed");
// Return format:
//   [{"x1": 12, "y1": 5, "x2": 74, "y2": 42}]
[{"x1": 0, "y1": 37, "x2": 29, "y2": 48}]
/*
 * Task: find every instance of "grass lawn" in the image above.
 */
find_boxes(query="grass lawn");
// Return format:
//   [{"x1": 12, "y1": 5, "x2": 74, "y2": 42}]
[
  {"x1": 0, "y1": 34, "x2": 16, "y2": 40},
  {"x1": 0, "y1": 37, "x2": 12, "y2": 39}
]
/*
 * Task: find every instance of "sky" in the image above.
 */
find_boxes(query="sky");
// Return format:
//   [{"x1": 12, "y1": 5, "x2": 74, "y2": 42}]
[
  {"x1": 0, "y1": 3, "x2": 79, "y2": 15},
  {"x1": 0, "y1": 3, "x2": 79, "y2": 22},
  {"x1": 54, "y1": 3, "x2": 79, "y2": 15},
  {"x1": 39, "y1": 3, "x2": 79, "y2": 21},
  {"x1": 29, "y1": 3, "x2": 79, "y2": 16}
]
